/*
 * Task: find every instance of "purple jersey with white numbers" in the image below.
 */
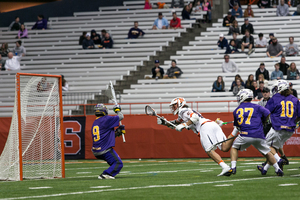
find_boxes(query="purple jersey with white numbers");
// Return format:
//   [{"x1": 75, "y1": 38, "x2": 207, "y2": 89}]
[
  {"x1": 91, "y1": 115, "x2": 119, "y2": 152},
  {"x1": 265, "y1": 93, "x2": 300, "y2": 132},
  {"x1": 233, "y1": 102, "x2": 270, "y2": 139}
]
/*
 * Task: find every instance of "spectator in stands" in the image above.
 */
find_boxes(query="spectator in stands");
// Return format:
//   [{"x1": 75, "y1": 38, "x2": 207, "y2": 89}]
[
  {"x1": 285, "y1": 36, "x2": 299, "y2": 56},
  {"x1": 153, "y1": 12, "x2": 168, "y2": 29},
  {"x1": 12, "y1": 41, "x2": 26, "y2": 56},
  {"x1": 223, "y1": 12, "x2": 235, "y2": 27},
  {"x1": 233, "y1": 79, "x2": 245, "y2": 96},
  {"x1": 229, "y1": 0, "x2": 241, "y2": 9},
  {"x1": 292, "y1": 4, "x2": 300, "y2": 15},
  {"x1": 91, "y1": 30, "x2": 101, "y2": 44},
  {"x1": 258, "y1": 87, "x2": 271, "y2": 106},
  {"x1": 188, "y1": 2, "x2": 193, "y2": 14},
  {"x1": 241, "y1": 18, "x2": 254, "y2": 35},
  {"x1": 244, "y1": 4, "x2": 254, "y2": 18},
  {"x1": 245, "y1": 74, "x2": 254, "y2": 89},
  {"x1": 266, "y1": 37, "x2": 283, "y2": 57},
  {"x1": 221, "y1": 54, "x2": 238, "y2": 73},
  {"x1": 289, "y1": 82, "x2": 298, "y2": 98},
  {"x1": 101, "y1": 30, "x2": 107, "y2": 42},
  {"x1": 225, "y1": 40, "x2": 239, "y2": 54},
  {"x1": 0, "y1": 55, "x2": 6, "y2": 71},
  {"x1": 82, "y1": 33, "x2": 95, "y2": 49},
  {"x1": 0, "y1": 43, "x2": 9, "y2": 57},
  {"x1": 241, "y1": 29, "x2": 255, "y2": 55},
  {"x1": 228, "y1": 20, "x2": 240, "y2": 35},
  {"x1": 230, "y1": 74, "x2": 245, "y2": 91},
  {"x1": 156, "y1": 2, "x2": 167, "y2": 9},
  {"x1": 276, "y1": 0, "x2": 289, "y2": 16},
  {"x1": 257, "y1": 0, "x2": 271, "y2": 8},
  {"x1": 182, "y1": 5, "x2": 192, "y2": 20},
  {"x1": 268, "y1": 33, "x2": 274, "y2": 45},
  {"x1": 61, "y1": 75, "x2": 69, "y2": 91},
  {"x1": 151, "y1": 60, "x2": 164, "y2": 79},
  {"x1": 79, "y1": 31, "x2": 87, "y2": 45},
  {"x1": 277, "y1": 0, "x2": 289, "y2": 16},
  {"x1": 202, "y1": 0, "x2": 212, "y2": 23},
  {"x1": 17, "y1": 24, "x2": 28, "y2": 39},
  {"x1": 144, "y1": 0, "x2": 152, "y2": 9},
  {"x1": 169, "y1": 12, "x2": 182, "y2": 29},
  {"x1": 251, "y1": 81, "x2": 258, "y2": 97},
  {"x1": 4, "y1": 52, "x2": 21, "y2": 71},
  {"x1": 31, "y1": 15, "x2": 47, "y2": 30},
  {"x1": 271, "y1": 63, "x2": 284, "y2": 80},
  {"x1": 217, "y1": 34, "x2": 228, "y2": 50},
  {"x1": 287, "y1": 62, "x2": 300, "y2": 80},
  {"x1": 256, "y1": 81, "x2": 265, "y2": 100},
  {"x1": 128, "y1": 21, "x2": 145, "y2": 39},
  {"x1": 257, "y1": 73, "x2": 269, "y2": 86},
  {"x1": 101, "y1": 33, "x2": 114, "y2": 49},
  {"x1": 212, "y1": 76, "x2": 225, "y2": 92},
  {"x1": 194, "y1": 1, "x2": 202, "y2": 12},
  {"x1": 171, "y1": 0, "x2": 184, "y2": 8},
  {"x1": 230, "y1": 32, "x2": 241, "y2": 49},
  {"x1": 37, "y1": 77, "x2": 50, "y2": 92},
  {"x1": 164, "y1": 60, "x2": 183, "y2": 78},
  {"x1": 256, "y1": 62, "x2": 270, "y2": 80},
  {"x1": 277, "y1": 56, "x2": 289, "y2": 75},
  {"x1": 255, "y1": 33, "x2": 267, "y2": 48},
  {"x1": 8, "y1": 16, "x2": 21, "y2": 31},
  {"x1": 231, "y1": 3, "x2": 243, "y2": 18}
]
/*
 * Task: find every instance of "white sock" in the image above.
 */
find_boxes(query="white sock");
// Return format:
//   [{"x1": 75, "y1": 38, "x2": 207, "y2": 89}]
[
  {"x1": 219, "y1": 160, "x2": 228, "y2": 169},
  {"x1": 273, "y1": 163, "x2": 280, "y2": 171},
  {"x1": 263, "y1": 163, "x2": 270, "y2": 171},
  {"x1": 231, "y1": 161, "x2": 237, "y2": 168},
  {"x1": 274, "y1": 153, "x2": 281, "y2": 162}
]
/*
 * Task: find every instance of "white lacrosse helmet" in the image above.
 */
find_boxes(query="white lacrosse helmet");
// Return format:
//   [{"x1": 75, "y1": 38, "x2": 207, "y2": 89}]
[
  {"x1": 271, "y1": 82, "x2": 278, "y2": 95},
  {"x1": 277, "y1": 80, "x2": 289, "y2": 93},
  {"x1": 169, "y1": 97, "x2": 186, "y2": 115},
  {"x1": 237, "y1": 89, "x2": 253, "y2": 104}
]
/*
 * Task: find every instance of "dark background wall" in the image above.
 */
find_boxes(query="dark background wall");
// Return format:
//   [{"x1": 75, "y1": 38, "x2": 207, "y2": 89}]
[{"x1": 0, "y1": 0, "x2": 141, "y2": 27}]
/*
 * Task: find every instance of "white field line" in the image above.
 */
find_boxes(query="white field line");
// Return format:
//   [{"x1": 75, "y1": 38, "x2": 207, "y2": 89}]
[
  {"x1": 28, "y1": 187, "x2": 52, "y2": 190},
  {"x1": 278, "y1": 183, "x2": 298, "y2": 186},
  {"x1": 0, "y1": 177, "x2": 274, "y2": 200},
  {"x1": 90, "y1": 186, "x2": 111, "y2": 189},
  {"x1": 214, "y1": 184, "x2": 233, "y2": 187},
  {"x1": 76, "y1": 172, "x2": 92, "y2": 174},
  {"x1": 243, "y1": 169, "x2": 256, "y2": 172}
]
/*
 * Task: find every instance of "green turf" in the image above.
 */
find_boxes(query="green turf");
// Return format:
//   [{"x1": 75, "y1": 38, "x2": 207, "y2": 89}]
[{"x1": 1, "y1": 158, "x2": 300, "y2": 200}]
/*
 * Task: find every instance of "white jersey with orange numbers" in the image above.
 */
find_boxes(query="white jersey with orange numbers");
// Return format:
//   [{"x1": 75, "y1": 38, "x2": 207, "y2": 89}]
[{"x1": 177, "y1": 107, "x2": 210, "y2": 134}]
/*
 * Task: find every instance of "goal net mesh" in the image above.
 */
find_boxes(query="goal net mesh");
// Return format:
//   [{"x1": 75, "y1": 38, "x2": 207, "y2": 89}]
[{"x1": 0, "y1": 75, "x2": 63, "y2": 181}]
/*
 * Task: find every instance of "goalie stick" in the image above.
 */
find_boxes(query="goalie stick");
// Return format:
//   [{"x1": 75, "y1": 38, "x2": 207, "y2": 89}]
[
  {"x1": 105, "y1": 81, "x2": 126, "y2": 143},
  {"x1": 145, "y1": 105, "x2": 177, "y2": 128}
]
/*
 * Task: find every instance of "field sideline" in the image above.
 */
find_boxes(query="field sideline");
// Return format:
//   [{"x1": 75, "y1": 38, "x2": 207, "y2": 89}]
[{"x1": 1, "y1": 158, "x2": 300, "y2": 200}]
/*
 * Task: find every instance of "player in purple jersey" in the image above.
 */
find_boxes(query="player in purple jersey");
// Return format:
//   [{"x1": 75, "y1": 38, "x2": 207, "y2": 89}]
[
  {"x1": 231, "y1": 89, "x2": 283, "y2": 176},
  {"x1": 91, "y1": 103, "x2": 125, "y2": 179},
  {"x1": 258, "y1": 80, "x2": 300, "y2": 174}
]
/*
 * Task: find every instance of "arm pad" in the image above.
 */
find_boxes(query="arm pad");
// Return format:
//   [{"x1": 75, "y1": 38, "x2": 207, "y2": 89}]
[
  {"x1": 190, "y1": 113, "x2": 199, "y2": 124},
  {"x1": 117, "y1": 112, "x2": 124, "y2": 121}
]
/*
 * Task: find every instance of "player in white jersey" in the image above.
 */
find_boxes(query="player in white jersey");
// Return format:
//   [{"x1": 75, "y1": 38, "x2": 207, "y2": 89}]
[{"x1": 158, "y1": 97, "x2": 239, "y2": 176}]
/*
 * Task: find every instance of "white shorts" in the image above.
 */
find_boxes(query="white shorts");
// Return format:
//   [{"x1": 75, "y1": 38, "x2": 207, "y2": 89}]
[
  {"x1": 232, "y1": 135, "x2": 271, "y2": 155},
  {"x1": 199, "y1": 122, "x2": 226, "y2": 152},
  {"x1": 266, "y1": 128, "x2": 294, "y2": 149}
]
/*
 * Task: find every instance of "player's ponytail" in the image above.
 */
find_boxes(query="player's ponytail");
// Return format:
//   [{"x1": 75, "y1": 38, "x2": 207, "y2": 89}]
[{"x1": 280, "y1": 89, "x2": 292, "y2": 97}]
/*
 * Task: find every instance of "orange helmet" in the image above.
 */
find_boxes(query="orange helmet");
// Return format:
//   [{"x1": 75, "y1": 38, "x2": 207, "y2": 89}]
[{"x1": 169, "y1": 97, "x2": 186, "y2": 115}]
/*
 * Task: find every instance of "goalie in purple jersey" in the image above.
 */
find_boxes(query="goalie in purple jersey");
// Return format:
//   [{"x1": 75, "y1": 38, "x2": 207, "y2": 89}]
[
  {"x1": 91, "y1": 103, "x2": 125, "y2": 179},
  {"x1": 231, "y1": 89, "x2": 283, "y2": 176},
  {"x1": 257, "y1": 80, "x2": 300, "y2": 174}
]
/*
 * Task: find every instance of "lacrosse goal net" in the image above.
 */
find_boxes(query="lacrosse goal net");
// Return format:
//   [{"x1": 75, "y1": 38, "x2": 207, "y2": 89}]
[{"x1": 0, "y1": 73, "x2": 65, "y2": 181}]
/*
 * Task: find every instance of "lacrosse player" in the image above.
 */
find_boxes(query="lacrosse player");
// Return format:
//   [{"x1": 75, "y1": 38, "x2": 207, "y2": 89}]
[
  {"x1": 231, "y1": 89, "x2": 283, "y2": 176},
  {"x1": 91, "y1": 103, "x2": 125, "y2": 179},
  {"x1": 257, "y1": 80, "x2": 300, "y2": 174},
  {"x1": 158, "y1": 97, "x2": 237, "y2": 176}
]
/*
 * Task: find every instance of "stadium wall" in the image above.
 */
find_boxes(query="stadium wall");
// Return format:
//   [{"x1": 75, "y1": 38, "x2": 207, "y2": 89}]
[
  {"x1": 1, "y1": 113, "x2": 300, "y2": 159},
  {"x1": 0, "y1": 0, "x2": 140, "y2": 27}
]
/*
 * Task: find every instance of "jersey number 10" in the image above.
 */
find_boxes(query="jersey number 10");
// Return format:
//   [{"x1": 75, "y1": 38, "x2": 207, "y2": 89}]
[
  {"x1": 280, "y1": 101, "x2": 294, "y2": 118},
  {"x1": 236, "y1": 108, "x2": 254, "y2": 125}
]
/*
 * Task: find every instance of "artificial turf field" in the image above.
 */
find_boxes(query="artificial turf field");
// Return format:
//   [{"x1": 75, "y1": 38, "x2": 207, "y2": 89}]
[{"x1": 1, "y1": 158, "x2": 300, "y2": 200}]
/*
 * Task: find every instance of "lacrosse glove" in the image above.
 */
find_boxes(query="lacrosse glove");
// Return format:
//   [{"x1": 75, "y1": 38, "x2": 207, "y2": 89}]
[
  {"x1": 115, "y1": 125, "x2": 125, "y2": 137},
  {"x1": 113, "y1": 104, "x2": 121, "y2": 113},
  {"x1": 157, "y1": 117, "x2": 166, "y2": 125}
]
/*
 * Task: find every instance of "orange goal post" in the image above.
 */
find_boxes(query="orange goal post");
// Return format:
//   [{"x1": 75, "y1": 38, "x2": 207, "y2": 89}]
[{"x1": 0, "y1": 73, "x2": 65, "y2": 181}]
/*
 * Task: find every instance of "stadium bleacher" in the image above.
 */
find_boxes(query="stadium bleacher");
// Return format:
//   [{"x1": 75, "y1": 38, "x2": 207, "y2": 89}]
[{"x1": 0, "y1": 3, "x2": 300, "y2": 116}]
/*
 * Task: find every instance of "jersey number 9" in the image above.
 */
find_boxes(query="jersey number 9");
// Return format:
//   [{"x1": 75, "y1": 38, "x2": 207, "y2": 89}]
[
  {"x1": 280, "y1": 101, "x2": 294, "y2": 118},
  {"x1": 236, "y1": 108, "x2": 254, "y2": 125},
  {"x1": 93, "y1": 126, "x2": 100, "y2": 142}
]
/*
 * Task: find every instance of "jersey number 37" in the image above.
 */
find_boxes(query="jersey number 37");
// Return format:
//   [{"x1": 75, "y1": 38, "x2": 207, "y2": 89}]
[{"x1": 236, "y1": 108, "x2": 254, "y2": 125}]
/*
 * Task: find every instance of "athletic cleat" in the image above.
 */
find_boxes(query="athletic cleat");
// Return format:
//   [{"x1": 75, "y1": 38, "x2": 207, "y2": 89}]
[
  {"x1": 217, "y1": 166, "x2": 233, "y2": 176},
  {"x1": 276, "y1": 169, "x2": 284, "y2": 176},
  {"x1": 98, "y1": 174, "x2": 115, "y2": 180},
  {"x1": 261, "y1": 161, "x2": 267, "y2": 167},
  {"x1": 231, "y1": 167, "x2": 236, "y2": 175},
  {"x1": 277, "y1": 159, "x2": 284, "y2": 171},
  {"x1": 257, "y1": 165, "x2": 267, "y2": 175},
  {"x1": 281, "y1": 156, "x2": 289, "y2": 165}
]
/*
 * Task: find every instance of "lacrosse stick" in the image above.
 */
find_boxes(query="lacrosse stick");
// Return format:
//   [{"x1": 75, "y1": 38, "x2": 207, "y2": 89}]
[
  {"x1": 105, "y1": 81, "x2": 126, "y2": 143},
  {"x1": 207, "y1": 135, "x2": 238, "y2": 152},
  {"x1": 145, "y1": 105, "x2": 177, "y2": 128},
  {"x1": 222, "y1": 121, "x2": 234, "y2": 125}
]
